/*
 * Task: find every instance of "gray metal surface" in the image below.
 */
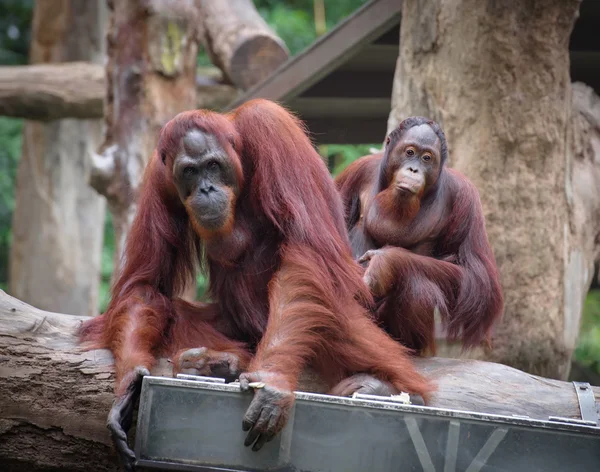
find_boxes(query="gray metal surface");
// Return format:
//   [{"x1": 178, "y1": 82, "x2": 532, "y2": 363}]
[
  {"x1": 135, "y1": 375, "x2": 600, "y2": 472},
  {"x1": 573, "y1": 381, "x2": 599, "y2": 425}
]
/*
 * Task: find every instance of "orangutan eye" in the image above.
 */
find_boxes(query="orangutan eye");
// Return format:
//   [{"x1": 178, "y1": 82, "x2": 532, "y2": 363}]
[
  {"x1": 422, "y1": 154, "x2": 431, "y2": 161},
  {"x1": 183, "y1": 166, "x2": 197, "y2": 177},
  {"x1": 406, "y1": 148, "x2": 415, "y2": 156},
  {"x1": 207, "y1": 160, "x2": 220, "y2": 171}
]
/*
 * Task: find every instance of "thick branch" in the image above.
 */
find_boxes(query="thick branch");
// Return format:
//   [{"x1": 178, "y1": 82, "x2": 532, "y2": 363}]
[
  {"x1": 198, "y1": 0, "x2": 289, "y2": 90},
  {"x1": 0, "y1": 290, "x2": 597, "y2": 470},
  {"x1": 0, "y1": 62, "x2": 104, "y2": 121},
  {"x1": 0, "y1": 63, "x2": 237, "y2": 121}
]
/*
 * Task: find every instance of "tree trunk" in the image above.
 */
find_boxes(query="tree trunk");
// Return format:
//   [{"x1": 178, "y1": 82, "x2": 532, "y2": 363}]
[
  {"x1": 89, "y1": 0, "x2": 200, "y2": 277},
  {"x1": 1, "y1": 290, "x2": 598, "y2": 470},
  {"x1": 432, "y1": 81, "x2": 600, "y2": 379},
  {"x1": 567, "y1": 81, "x2": 600, "y2": 327},
  {"x1": 198, "y1": 0, "x2": 289, "y2": 90},
  {"x1": 9, "y1": 0, "x2": 107, "y2": 317},
  {"x1": 388, "y1": 0, "x2": 583, "y2": 380}
]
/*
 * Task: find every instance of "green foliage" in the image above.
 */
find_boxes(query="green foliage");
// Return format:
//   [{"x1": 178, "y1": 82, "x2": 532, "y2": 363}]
[
  {"x1": 0, "y1": 0, "x2": 33, "y2": 65},
  {"x1": 0, "y1": 0, "x2": 31, "y2": 290},
  {"x1": 574, "y1": 289, "x2": 600, "y2": 374},
  {"x1": 197, "y1": 274, "x2": 209, "y2": 300},
  {"x1": 197, "y1": 50, "x2": 212, "y2": 67},
  {"x1": 255, "y1": 0, "x2": 369, "y2": 56},
  {"x1": 325, "y1": 143, "x2": 380, "y2": 176},
  {"x1": 98, "y1": 214, "x2": 116, "y2": 313},
  {"x1": 0, "y1": 117, "x2": 22, "y2": 290},
  {"x1": 0, "y1": 0, "x2": 33, "y2": 290},
  {"x1": 256, "y1": 2, "x2": 315, "y2": 56}
]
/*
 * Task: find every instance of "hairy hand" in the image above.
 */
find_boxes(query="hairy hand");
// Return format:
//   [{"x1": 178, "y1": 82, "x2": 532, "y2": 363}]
[
  {"x1": 107, "y1": 366, "x2": 149, "y2": 472},
  {"x1": 358, "y1": 248, "x2": 394, "y2": 297},
  {"x1": 239, "y1": 371, "x2": 295, "y2": 451},
  {"x1": 173, "y1": 347, "x2": 243, "y2": 383},
  {"x1": 330, "y1": 373, "x2": 398, "y2": 397},
  {"x1": 357, "y1": 248, "x2": 385, "y2": 266}
]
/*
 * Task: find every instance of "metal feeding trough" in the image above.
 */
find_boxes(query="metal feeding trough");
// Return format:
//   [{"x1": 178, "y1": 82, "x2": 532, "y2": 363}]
[{"x1": 135, "y1": 375, "x2": 600, "y2": 472}]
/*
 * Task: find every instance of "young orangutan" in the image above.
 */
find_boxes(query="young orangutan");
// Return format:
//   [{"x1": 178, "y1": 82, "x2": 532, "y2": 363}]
[{"x1": 336, "y1": 117, "x2": 503, "y2": 355}]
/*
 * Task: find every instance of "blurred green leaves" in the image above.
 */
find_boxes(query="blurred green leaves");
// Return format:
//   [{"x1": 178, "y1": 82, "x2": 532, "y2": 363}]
[
  {"x1": 98, "y1": 214, "x2": 116, "y2": 313},
  {"x1": 0, "y1": 0, "x2": 30, "y2": 291},
  {"x1": 325, "y1": 144, "x2": 380, "y2": 176},
  {"x1": 255, "y1": 0, "x2": 368, "y2": 55},
  {"x1": 0, "y1": 0, "x2": 33, "y2": 65},
  {"x1": 0, "y1": 117, "x2": 21, "y2": 291},
  {"x1": 256, "y1": 2, "x2": 316, "y2": 55},
  {"x1": 574, "y1": 289, "x2": 600, "y2": 373}
]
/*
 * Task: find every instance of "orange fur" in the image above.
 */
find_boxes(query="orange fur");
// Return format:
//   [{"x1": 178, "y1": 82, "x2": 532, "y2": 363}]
[
  {"x1": 336, "y1": 117, "x2": 503, "y2": 355},
  {"x1": 79, "y1": 100, "x2": 431, "y2": 402}
]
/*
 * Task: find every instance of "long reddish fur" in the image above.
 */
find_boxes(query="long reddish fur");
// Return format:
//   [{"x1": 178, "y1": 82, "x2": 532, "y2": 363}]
[
  {"x1": 79, "y1": 99, "x2": 430, "y2": 399},
  {"x1": 336, "y1": 152, "x2": 504, "y2": 355}
]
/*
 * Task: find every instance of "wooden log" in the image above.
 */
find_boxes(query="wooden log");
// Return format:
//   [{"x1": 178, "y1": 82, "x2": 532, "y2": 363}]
[
  {"x1": 0, "y1": 63, "x2": 237, "y2": 121},
  {"x1": 0, "y1": 290, "x2": 598, "y2": 470},
  {"x1": 0, "y1": 62, "x2": 104, "y2": 121},
  {"x1": 198, "y1": 0, "x2": 289, "y2": 90}
]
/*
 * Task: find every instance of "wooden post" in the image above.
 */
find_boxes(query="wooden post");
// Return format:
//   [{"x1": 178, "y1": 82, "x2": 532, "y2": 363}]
[
  {"x1": 9, "y1": 0, "x2": 107, "y2": 317},
  {"x1": 89, "y1": 0, "x2": 200, "y2": 278}
]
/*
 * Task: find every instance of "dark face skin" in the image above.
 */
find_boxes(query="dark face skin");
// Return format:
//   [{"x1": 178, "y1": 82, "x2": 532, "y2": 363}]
[
  {"x1": 386, "y1": 124, "x2": 442, "y2": 198},
  {"x1": 172, "y1": 129, "x2": 239, "y2": 232}
]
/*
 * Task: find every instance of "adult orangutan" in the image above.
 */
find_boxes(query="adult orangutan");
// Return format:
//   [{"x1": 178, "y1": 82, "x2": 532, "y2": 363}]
[
  {"x1": 79, "y1": 100, "x2": 430, "y2": 470},
  {"x1": 335, "y1": 117, "x2": 503, "y2": 355}
]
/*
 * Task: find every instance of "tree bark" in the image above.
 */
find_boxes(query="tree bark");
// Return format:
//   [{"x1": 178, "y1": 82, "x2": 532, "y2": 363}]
[
  {"x1": 0, "y1": 292, "x2": 134, "y2": 471},
  {"x1": 434, "y1": 81, "x2": 600, "y2": 379},
  {"x1": 0, "y1": 63, "x2": 237, "y2": 120},
  {"x1": 198, "y1": 0, "x2": 289, "y2": 90},
  {"x1": 388, "y1": 0, "x2": 584, "y2": 379},
  {"x1": 1, "y1": 290, "x2": 598, "y2": 470},
  {"x1": 0, "y1": 62, "x2": 104, "y2": 120},
  {"x1": 90, "y1": 0, "x2": 200, "y2": 276},
  {"x1": 567, "y1": 81, "x2": 600, "y2": 323},
  {"x1": 9, "y1": 0, "x2": 107, "y2": 317}
]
